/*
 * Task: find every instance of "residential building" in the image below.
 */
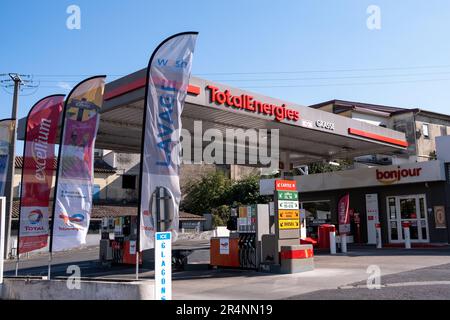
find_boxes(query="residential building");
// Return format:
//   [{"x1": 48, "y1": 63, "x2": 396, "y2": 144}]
[{"x1": 309, "y1": 100, "x2": 450, "y2": 165}]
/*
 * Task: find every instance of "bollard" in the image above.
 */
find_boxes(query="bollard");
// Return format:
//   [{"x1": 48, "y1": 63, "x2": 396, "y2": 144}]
[
  {"x1": 329, "y1": 230, "x2": 336, "y2": 255},
  {"x1": 341, "y1": 233, "x2": 347, "y2": 253},
  {"x1": 375, "y1": 223, "x2": 382, "y2": 249},
  {"x1": 402, "y1": 222, "x2": 411, "y2": 249}
]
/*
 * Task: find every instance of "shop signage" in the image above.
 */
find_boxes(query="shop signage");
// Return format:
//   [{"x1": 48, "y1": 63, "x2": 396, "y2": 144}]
[
  {"x1": 279, "y1": 219, "x2": 300, "y2": 229},
  {"x1": 301, "y1": 119, "x2": 313, "y2": 128},
  {"x1": 155, "y1": 232, "x2": 172, "y2": 300},
  {"x1": 278, "y1": 210, "x2": 300, "y2": 220},
  {"x1": 434, "y1": 206, "x2": 447, "y2": 229},
  {"x1": 376, "y1": 167, "x2": 423, "y2": 185},
  {"x1": 207, "y1": 85, "x2": 300, "y2": 122},
  {"x1": 315, "y1": 120, "x2": 335, "y2": 131}
]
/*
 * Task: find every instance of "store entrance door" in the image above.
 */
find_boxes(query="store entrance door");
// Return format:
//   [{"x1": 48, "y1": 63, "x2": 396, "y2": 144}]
[{"x1": 387, "y1": 195, "x2": 429, "y2": 243}]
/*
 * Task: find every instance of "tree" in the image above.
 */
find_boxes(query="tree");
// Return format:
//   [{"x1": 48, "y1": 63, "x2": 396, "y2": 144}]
[
  {"x1": 429, "y1": 151, "x2": 437, "y2": 160},
  {"x1": 307, "y1": 159, "x2": 352, "y2": 174},
  {"x1": 226, "y1": 174, "x2": 269, "y2": 206},
  {"x1": 211, "y1": 205, "x2": 230, "y2": 227},
  {"x1": 180, "y1": 172, "x2": 269, "y2": 225},
  {"x1": 181, "y1": 171, "x2": 232, "y2": 215}
]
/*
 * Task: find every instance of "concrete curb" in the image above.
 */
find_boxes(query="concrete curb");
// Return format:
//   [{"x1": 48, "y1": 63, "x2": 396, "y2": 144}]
[{"x1": 1, "y1": 278, "x2": 155, "y2": 300}]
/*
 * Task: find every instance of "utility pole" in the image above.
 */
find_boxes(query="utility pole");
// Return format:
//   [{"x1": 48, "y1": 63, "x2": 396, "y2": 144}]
[{"x1": 2, "y1": 73, "x2": 22, "y2": 259}]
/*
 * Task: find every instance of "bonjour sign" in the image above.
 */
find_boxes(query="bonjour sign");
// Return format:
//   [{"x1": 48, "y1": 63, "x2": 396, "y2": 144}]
[{"x1": 376, "y1": 167, "x2": 423, "y2": 185}]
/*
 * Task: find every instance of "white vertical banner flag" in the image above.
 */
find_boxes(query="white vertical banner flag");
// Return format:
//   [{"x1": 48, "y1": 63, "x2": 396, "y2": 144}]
[
  {"x1": 139, "y1": 32, "x2": 198, "y2": 251},
  {"x1": 51, "y1": 76, "x2": 106, "y2": 252}
]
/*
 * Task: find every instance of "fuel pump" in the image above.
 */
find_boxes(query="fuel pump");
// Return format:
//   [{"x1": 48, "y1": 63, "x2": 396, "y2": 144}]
[
  {"x1": 210, "y1": 204, "x2": 270, "y2": 270},
  {"x1": 99, "y1": 217, "x2": 115, "y2": 265},
  {"x1": 105, "y1": 216, "x2": 140, "y2": 265},
  {"x1": 238, "y1": 233, "x2": 257, "y2": 269}
]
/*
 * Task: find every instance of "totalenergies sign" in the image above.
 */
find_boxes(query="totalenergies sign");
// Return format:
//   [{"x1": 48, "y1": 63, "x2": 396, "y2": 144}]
[
  {"x1": 376, "y1": 167, "x2": 423, "y2": 185},
  {"x1": 207, "y1": 85, "x2": 300, "y2": 122}
]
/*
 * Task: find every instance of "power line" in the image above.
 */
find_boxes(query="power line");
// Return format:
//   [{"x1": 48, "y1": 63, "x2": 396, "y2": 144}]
[
  {"x1": 194, "y1": 64, "x2": 450, "y2": 76},
  {"x1": 0, "y1": 73, "x2": 39, "y2": 95},
  {"x1": 210, "y1": 71, "x2": 450, "y2": 83},
  {"x1": 239, "y1": 77, "x2": 450, "y2": 89},
  {"x1": 4, "y1": 64, "x2": 450, "y2": 95},
  {"x1": 32, "y1": 76, "x2": 450, "y2": 90},
  {"x1": 29, "y1": 70, "x2": 450, "y2": 83},
  {"x1": 20, "y1": 64, "x2": 450, "y2": 79}
]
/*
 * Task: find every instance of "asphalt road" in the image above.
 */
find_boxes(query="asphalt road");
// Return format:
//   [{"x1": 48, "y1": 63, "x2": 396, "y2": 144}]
[
  {"x1": 3, "y1": 244, "x2": 450, "y2": 299},
  {"x1": 3, "y1": 239, "x2": 210, "y2": 279}
]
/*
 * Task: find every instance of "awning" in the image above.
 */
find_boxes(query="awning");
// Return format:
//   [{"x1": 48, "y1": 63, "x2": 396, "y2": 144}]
[{"x1": 19, "y1": 68, "x2": 408, "y2": 166}]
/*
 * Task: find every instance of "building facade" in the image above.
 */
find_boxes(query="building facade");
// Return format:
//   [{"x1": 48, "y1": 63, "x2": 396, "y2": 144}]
[
  {"x1": 261, "y1": 159, "x2": 450, "y2": 245},
  {"x1": 309, "y1": 100, "x2": 450, "y2": 165}
]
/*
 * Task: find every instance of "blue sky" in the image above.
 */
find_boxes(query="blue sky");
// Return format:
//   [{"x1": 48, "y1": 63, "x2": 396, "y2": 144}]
[{"x1": 1, "y1": 0, "x2": 450, "y2": 153}]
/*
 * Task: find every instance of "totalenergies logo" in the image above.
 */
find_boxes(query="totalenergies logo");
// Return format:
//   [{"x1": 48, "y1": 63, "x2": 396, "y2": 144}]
[
  {"x1": 28, "y1": 209, "x2": 43, "y2": 225},
  {"x1": 59, "y1": 212, "x2": 85, "y2": 225},
  {"x1": 207, "y1": 85, "x2": 300, "y2": 122},
  {"x1": 376, "y1": 167, "x2": 423, "y2": 185}
]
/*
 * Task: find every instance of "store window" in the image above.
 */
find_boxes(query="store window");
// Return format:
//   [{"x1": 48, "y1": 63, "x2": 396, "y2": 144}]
[
  {"x1": 122, "y1": 175, "x2": 136, "y2": 189},
  {"x1": 300, "y1": 200, "x2": 332, "y2": 239},
  {"x1": 422, "y1": 123, "x2": 430, "y2": 139}
]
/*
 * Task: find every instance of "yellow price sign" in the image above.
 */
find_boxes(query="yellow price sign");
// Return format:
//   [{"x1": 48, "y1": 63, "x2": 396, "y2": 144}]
[
  {"x1": 278, "y1": 210, "x2": 299, "y2": 220},
  {"x1": 279, "y1": 219, "x2": 300, "y2": 230}
]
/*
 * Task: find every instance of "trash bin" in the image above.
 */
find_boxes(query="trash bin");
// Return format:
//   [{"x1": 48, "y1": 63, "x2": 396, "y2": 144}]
[{"x1": 318, "y1": 224, "x2": 336, "y2": 249}]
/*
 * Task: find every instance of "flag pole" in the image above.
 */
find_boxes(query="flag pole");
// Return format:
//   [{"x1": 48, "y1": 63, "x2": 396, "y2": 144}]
[
  {"x1": 15, "y1": 257, "x2": 19, "y2": 276},
  {"x1": 47, "y1": 251, "x2": 52, "y2": 280},
  {"x1": 48, "y1": 91, "x2": 72, "y2": 280},
  {"x1": 135, "y1": 251, "x2": 139, "y2": 280}
]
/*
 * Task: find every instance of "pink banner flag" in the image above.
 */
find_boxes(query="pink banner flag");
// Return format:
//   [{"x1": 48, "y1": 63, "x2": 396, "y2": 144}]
[
  {"x1": 18, "y1": 95, "x2": 64, "y2": 254},
  {"x1": 338, "y1": 193, "x2": 351, "y2": 234},
  {"x1": 50, "y1": 76, "x2": 105, "y2": 252}
]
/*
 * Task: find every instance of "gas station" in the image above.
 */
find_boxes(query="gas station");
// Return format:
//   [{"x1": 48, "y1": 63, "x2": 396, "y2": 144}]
[
  {"x1": 65, "y1": 68, "x2": 408, "y2": 273},
  {"x1": 5, "y1": 66, "x2": 413, "y2": 300}
]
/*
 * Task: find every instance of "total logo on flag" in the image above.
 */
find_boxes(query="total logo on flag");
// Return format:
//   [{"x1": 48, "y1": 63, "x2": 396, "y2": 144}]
[{"x1": 28, "y1": 209, "x2": 44, "y2": 225}]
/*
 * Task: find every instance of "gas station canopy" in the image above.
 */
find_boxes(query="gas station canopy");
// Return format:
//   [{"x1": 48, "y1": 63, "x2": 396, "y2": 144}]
[{"x1": 19, "y1": 68, "x2": 408, "y2": 165}]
